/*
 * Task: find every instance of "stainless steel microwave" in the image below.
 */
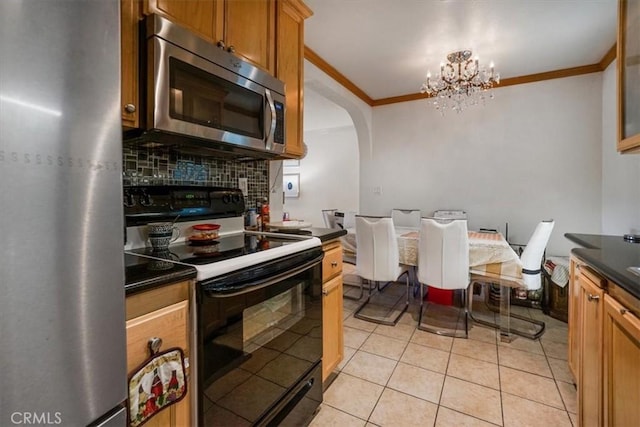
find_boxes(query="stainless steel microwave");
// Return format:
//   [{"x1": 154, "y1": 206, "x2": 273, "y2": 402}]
[{"x1": 126, "y1": 14, "x2": 286, "y2": 159}]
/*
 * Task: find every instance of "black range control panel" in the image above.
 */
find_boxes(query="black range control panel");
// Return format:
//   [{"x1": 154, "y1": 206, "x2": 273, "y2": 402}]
[{"x1": 124, "y1": 185, "x2": 245, "y2": 226}]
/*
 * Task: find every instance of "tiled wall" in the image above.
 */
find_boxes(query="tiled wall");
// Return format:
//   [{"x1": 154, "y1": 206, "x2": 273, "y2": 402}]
[{"x1": 122, "y1": 147, "x2": 269, "y2": 209}]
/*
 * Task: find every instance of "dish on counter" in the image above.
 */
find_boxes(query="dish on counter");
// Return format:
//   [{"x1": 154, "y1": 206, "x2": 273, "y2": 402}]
[
  {"x1": 191, "y1": 223, "x2": 220, "y2": 240},
  {"x1": 266, "y1": 220, "x2": 311, "y2": 230}
]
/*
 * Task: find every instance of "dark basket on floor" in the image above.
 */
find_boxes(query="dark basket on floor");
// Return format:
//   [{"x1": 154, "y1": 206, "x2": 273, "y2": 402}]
[{"x1": 541, "y1": 268, "x2": 568, "y2": 323}]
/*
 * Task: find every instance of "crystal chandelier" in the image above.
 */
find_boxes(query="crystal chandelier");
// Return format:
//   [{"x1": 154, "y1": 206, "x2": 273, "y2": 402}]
[{"x1": 420, "y1": 50, "x2": 500, "y2": 114}]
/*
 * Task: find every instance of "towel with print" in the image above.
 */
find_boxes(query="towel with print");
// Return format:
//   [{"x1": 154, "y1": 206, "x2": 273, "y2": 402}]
[{"x1": 128, "y1": 347, "x2": 187, "y2": 427}]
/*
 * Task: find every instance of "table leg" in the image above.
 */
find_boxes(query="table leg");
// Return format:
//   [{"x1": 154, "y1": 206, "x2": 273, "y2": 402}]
[{"x1": 500, "y1": 284, "x2": 514, "y2": 343}]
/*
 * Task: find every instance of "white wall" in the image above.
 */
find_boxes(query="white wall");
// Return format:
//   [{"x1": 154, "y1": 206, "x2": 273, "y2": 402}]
[
  {"x1": 361, "y1": 74, "x2": 604, "y2": 255},
  {"x1": 601, "y1": 60, "x2": 640, "y2": 234},
  {"x1": 283, "y1": 125, "x2": 359, "y2": 226}
]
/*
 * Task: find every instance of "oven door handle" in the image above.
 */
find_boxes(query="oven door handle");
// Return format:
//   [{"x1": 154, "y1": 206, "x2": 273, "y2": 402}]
[{"x1": 203, "y1": 253, "x2": 323, "y2": 297}]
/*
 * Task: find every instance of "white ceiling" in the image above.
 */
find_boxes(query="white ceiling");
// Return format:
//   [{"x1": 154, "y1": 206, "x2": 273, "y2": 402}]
[{"x1": 303, "y1": 0, "x2": 618, "y2": 100}]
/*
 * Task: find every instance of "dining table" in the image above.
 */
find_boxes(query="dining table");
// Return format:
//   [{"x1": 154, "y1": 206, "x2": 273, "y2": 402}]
[{"x1": 345, "y1": 226, "x2": 525, "y2": 342}]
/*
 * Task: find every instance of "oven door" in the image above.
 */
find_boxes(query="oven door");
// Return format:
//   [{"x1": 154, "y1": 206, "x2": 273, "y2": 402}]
[
  {"x1": 148, "y1": 35, "x2": 285, "y2": 154},
  {"x1": 198, "y1": 248, "x2": 323, "y2": 426}
]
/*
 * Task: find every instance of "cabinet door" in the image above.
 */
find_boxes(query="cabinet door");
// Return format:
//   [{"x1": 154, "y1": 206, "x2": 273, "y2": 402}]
[
  {"x1": 567, "y1": 258, "x2": 582, "y2": 381},
  {"x1": 578, "y1": 269, "x2": 605, "y2": 427},
  {"x1": 144, "y1": 0, "x2": 219, "y2": 42},
  {"x1": 126, "y1": 300, "x2": 190, "y2": 427},
  {"x1": 322, "y1": 275, "x2": 344, "y2": 382},
  {"x1": 277, "y1": 0, "x2": 312, "y2": 158},
  {"x1": 224, "y1": 0, "x2": 275, "y2": 73},
  {"x1": 121, "y1": 0, "x2": 140, "y2": 129},
  {"x1": 603, "y1": 294, "x2": 640, "y2": 427}
]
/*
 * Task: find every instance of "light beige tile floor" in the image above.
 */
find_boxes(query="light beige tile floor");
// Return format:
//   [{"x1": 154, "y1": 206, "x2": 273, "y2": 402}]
[{"x1": 309, "y1": 280, "x2": 577, "y2": 427}]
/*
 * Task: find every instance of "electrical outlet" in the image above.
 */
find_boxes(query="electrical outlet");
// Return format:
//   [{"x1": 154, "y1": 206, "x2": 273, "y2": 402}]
[{"x1": 239, "y1": 178, "x2": 248, "y2": 196}]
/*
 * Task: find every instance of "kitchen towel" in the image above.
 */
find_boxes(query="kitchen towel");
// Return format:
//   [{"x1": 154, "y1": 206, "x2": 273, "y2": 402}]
[{"x1": 127, "y1": 347, "x2": 187, "y2": 427}]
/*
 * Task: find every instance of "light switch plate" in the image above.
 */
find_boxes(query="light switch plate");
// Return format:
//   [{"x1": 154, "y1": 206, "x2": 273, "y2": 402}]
[{"x1": 239, "y1": 178, "x2": 248, "y2": 196}]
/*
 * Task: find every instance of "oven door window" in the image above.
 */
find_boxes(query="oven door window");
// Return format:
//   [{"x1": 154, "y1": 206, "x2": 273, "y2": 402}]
[
  {"x1": 169, "y1": 57, "x2": 264, "y2": 139},
  {"x1": 201, "y1": 276, "x2": 322, "y2": 424}
]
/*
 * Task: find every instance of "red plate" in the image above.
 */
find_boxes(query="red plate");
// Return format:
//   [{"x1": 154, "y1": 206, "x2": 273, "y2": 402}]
[{"x1": 192, "y1": 223, "x2": 220, "y2": 231}]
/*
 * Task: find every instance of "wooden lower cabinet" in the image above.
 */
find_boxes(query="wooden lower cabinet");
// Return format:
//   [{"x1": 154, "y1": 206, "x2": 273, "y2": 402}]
[
  {"x1": 322, "y1": 240, "x2": 344, "y2": 383},
  {"x1": 603, "y1": 294, "x2": 640, "y2": 427},
  {"x1": 125, "y1": 281, "x2": 192, "y2": 427},
  {"x1": 577, "y1": 267, "x2": 605, "y2": 427},
  {"x1": 569, "y1": 258, "x2": 640, "y2": 426},
  {"x1": 567, "y1": 257, "x2": 582, "y2": 381}
]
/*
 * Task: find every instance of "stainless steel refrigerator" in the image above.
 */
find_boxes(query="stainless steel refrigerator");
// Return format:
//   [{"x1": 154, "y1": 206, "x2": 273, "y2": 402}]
[{"x1": 0, "y1": 1, "x2": 127, "y2": 425}]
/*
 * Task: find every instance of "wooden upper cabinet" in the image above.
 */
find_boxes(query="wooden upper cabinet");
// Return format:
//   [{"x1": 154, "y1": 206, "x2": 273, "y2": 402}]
[
  {"x1": 144, "y1": 0, "x2": 275, "y2": 74},
  {"x1": 277, "y1": 0, "x2": 312, "y2": 158},
  {"x1": 224, "y1": 0, "x2": 275, "y2": 74},
  {"x1": 121, "y1": 0, "x2": 141, "y2": 129},
  {"x1": 144, "y1": 0, "x2": 219, "y2": 42}
]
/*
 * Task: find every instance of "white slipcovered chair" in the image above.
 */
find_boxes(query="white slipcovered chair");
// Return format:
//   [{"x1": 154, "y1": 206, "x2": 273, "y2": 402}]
[
  {"x1": 354, "y1": 216, "x2": 410, "y2": 325},
  {"x1": 418, "y1": 218, "x2": 470, "y2": 338},
  {"x1": 322, "y1": 209, "x2": 338, "y2": 228},
  {"x1": 391, "y1": 209, "x2": 421, "y2": 228},
  {"x1": 470, "y1": 219, "x2": 555, "y2": 340}
]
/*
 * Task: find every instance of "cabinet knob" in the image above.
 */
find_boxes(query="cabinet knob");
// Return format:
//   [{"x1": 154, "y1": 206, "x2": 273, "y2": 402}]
[
  {"x1": 331, "y1": 261, "x2": 338, "y2": 267},
  {"x1": 124, "y1": 103, "x2": 136, "y2": 113},
  {"x1": 587, "y1": 294, "x2": 600, "y2": 302},
  {"x1": 620, "y1": 308, "x2": 628, "y2": 315},
  {"x1": 322, "y1": 289, "x2": 328, "y2": 296},
  {"x1": 148, "y1": 337, "x2": 163, "y2": 355},
  {"x1": 217, "y1": 40, "x2": 226, "y2": 50},
  {"x1": 227, "y1": 45, "x2": 236, "y2": 54}
]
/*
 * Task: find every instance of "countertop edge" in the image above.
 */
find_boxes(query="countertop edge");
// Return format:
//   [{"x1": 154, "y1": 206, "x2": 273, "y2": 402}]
[
  {"x1": 565, "y1": 233, "x2": 640, "y2": 300},
  {"x1": 125, "y1": 268, "x2": 197, "y2": 295},
  {"x1": 271, "y1": 227, "x2": 347, "y2": 242}
]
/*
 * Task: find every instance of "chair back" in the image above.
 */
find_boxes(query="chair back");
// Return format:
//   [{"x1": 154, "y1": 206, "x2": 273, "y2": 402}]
[
  {"x1": 322, "y1": 209, "x2": 338, "y2": 228},
  {"x1": 335, "y1": 211, "x2": 356, "y2": 229},
  {"x1": 520, "y1": 220, "x2": 555, "y2": 290},
  {"x1": 433, "y1": 210, "x2": 467, "y2": 220},
  {"x1": 391, "y1": 209, "x2": 421, "y2": 228},
  {"x1": 418, "y1": 218, "x2": 469, "y2": 290},
  {"x1": 355, "y1": 216, "x2": 402, "y2": 282}
]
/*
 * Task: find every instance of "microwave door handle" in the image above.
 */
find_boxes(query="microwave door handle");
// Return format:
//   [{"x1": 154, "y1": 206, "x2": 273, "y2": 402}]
[{"x1": 265, "y1": 89, "x2": 276, "y2": 149}]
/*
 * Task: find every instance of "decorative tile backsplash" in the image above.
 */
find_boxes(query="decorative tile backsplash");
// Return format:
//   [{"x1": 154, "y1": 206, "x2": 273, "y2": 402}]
[{"x1": 122, "y1": 146, "x2": 269, "y2": 209}]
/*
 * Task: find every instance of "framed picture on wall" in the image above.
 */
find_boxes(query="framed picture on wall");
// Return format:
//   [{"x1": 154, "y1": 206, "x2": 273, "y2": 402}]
[
  {"x1": 283, "y1": 173, "x2": 300, "y2": 198},
  {"x1": 617, "y1": 0, "x2": 640, "y2": 152}
]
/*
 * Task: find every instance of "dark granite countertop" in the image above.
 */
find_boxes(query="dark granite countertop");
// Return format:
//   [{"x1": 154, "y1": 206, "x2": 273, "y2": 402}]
[
  {"x1": 565, "y1": 233, "x2": 640, "y2": 300},
  {"x1": 124, "y1": 253, "x2": 197, "y2": 295},
  {"x1": 270, "y1": 227, "x2": 347, "y2": 242}
]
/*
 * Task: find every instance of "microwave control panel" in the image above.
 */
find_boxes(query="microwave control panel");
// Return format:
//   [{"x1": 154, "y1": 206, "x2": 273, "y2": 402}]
[{"x1": 274, "y1": 101, "x2": 284, "y2": 145}]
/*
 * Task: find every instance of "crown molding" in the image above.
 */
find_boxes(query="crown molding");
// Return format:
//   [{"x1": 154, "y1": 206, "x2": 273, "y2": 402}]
[
  {"x1": 304, "y1": 43, "x2": 617, "y2": 107},
  {"x1": 304, "y1": 46, "x2": 374, "y2": 105}
]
